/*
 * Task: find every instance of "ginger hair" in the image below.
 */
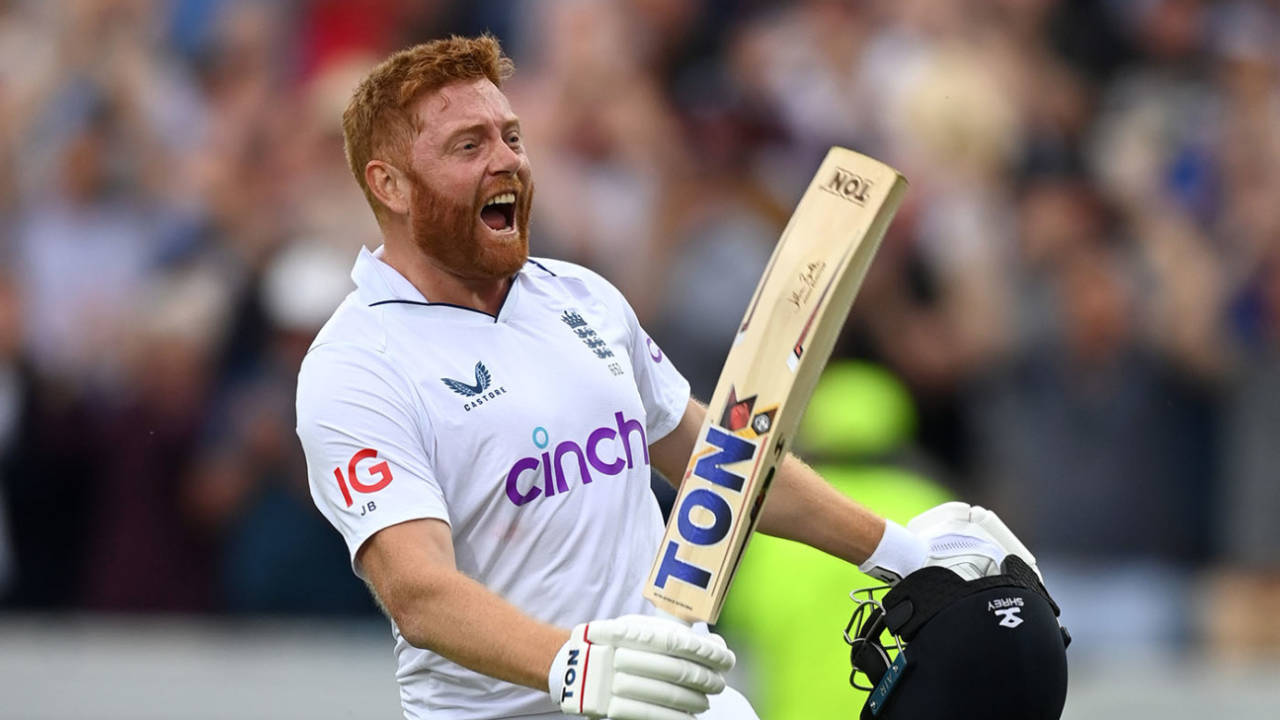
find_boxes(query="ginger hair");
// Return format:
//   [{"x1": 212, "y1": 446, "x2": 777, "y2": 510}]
[{"x1": 342, "y1": 34, "x2": 515, "y2": 221}]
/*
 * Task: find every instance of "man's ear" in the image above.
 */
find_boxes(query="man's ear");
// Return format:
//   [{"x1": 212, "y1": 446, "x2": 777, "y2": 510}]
[{"x1": 366, "y1": 160, "x2": 411, "y2": 216}]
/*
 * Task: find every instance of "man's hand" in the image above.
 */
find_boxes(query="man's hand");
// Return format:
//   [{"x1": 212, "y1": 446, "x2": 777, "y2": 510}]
[
  {"x1": 549, "y1": 614, "x2": 735, "y2": 720},
  {"x1": 908, "y1": 501, "x2": 1041, "y2": 581}
]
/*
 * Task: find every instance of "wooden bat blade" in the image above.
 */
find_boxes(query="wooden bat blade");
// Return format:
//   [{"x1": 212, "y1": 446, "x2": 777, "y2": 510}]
[{"x1": 644, "y1": 147, "x2": 908, "y2": 623}]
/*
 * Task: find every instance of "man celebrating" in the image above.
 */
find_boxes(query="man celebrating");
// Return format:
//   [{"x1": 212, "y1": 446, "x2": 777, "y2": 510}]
[{"x1": 296, "y1": 35, "x2": 1035, "y2": 720}]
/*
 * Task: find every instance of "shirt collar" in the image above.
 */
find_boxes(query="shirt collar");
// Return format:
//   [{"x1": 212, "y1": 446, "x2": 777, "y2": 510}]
[
  {"x1": 351, "y1": 244, "x2": 527, "y2": 323},
  {"x1": 351, "y1": 245, "x2": 429, "y2": 304}
]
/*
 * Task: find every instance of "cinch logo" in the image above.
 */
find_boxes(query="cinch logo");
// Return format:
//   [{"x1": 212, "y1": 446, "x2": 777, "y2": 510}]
[
  {"x1": 821, "y1": 166, "x2": 873, "y2": 205},
  {"x1": 441, "y1": 361, "x2": 508, "y2": 411},
  {"x1": 505, "y1": 412, "x2": 648, "y2": 507}
]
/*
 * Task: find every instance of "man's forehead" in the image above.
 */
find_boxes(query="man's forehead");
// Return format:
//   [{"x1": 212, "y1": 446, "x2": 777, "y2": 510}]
[{"x1": 415, "y1": 78, "x2": 517, "y2": 129}]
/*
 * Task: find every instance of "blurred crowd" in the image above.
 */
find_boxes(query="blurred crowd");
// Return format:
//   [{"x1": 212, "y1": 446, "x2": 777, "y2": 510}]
[{"x1": 1, "y1": 0, "x2": 1278, "y2": 660}]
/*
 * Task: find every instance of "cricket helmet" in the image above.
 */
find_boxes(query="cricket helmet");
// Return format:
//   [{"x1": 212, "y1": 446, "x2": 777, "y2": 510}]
[{"x1": 843, "y1": 555, "x2": 1070, "y2": 720}]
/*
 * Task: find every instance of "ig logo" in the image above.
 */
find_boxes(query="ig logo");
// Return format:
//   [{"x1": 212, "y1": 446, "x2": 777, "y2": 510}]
[{"x1": 333, "y1": 448, "x2": 392, "y2": 512}]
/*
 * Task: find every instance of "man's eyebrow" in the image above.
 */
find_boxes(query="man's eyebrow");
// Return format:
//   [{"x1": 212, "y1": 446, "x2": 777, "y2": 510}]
[
  {"x1": 441, "y1": 118, "x2": 522, "y2": 146},
  {"x1": 442, "y1": 123, "x2": 488, "y2": 146}
]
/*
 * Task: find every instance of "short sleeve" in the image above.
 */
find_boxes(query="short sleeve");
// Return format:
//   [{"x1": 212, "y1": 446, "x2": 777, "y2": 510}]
[
  {"x1": 296, "y1": 343, "x2": 448, "y2": 576},
  {"x1": 610, "y1": 288, "x2": 691, "y2": 442}
]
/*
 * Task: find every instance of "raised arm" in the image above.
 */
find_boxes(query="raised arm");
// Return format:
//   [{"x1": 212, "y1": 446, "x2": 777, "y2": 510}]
[
  {"x1": 649, "y1": 399, "x2": 886, "y2": 566},
  {"x1": 651, "y1": 398, "x2": 1037, "y2": 584}
]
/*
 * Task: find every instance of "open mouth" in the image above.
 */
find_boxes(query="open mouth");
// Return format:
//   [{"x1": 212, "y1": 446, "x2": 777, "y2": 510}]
[{"x1": 480, "y1": 192, "x2": 517, "y2": 233}]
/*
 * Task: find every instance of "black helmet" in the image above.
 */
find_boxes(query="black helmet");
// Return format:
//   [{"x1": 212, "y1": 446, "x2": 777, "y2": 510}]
[{"x1": 844, "y1": 555, "x2": 1070, "y2": 719}]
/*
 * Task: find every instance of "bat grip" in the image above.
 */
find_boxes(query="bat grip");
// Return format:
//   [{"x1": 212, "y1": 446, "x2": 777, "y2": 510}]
[{"x1": 650, "y1": 605, "x2": 694, "y2": 627}]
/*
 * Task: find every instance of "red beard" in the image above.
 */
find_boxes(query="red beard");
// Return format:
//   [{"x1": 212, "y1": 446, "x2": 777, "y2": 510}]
[{"x1": 407, "y1": 170, "x2": 534, "y2": 281}]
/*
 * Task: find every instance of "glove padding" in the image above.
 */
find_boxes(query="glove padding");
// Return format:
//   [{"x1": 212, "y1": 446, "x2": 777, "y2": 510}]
[
  {"x1": 907, "y1": 501, "x2": 1041, "y2": 581},
  {"x1": 549, "y1": 614, "x2": 735, "y2": 720}
]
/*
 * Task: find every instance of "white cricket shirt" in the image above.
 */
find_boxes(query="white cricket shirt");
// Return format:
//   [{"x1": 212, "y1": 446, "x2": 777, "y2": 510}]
[{"x1": 296, "y1": 246, "x2": 690, "y2": 719}]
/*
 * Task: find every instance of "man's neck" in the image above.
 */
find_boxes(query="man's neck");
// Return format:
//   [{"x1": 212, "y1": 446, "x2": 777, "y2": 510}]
[{"x1": 382, "y1": 240, "x2": 511, "y2": 316}]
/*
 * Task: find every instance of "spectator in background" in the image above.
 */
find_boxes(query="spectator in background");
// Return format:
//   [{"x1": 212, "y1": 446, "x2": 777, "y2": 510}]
[
  {"x1": 973, "y1": 237, "x2": 1211, "y2": 649},
  {"x1": 979, "y1": 234, "x2": 1213, "y2": 559},
  {"x1": 651, "y1": 86, "x2": 789, "y2": 399},
  {"x1": 186, "y1": 0, "x2": 292, "y2": 271},
  {"x1": 0, "y1": 260, "x2": 98, "y2": 612},
  {"x1": 14, "y1": 108, "x2": 163, "y2": 390},
  {"x1": 279, "y1": 54, "x2": 387, "y2": 259},
  {"x1": 0, "y1": 275, "x2": 24, "y2": 599},
  {"x1": 190, "y1": 242, "x2": 374, "y2": 615},
  {"x1": 1214, "y1": 1, "x2": 1280, "y2": 578},
  {"x1": 8, "y1": 0, "x2": 204, "y2": 390},
  {"x1": 506, "y1": 0, "x2": 693, "y2": 320},
  {"x1": 1213, "y1": 252, "x2": 1280, "y2": 656},
  {"x1": 79, "y1": 266, "x2": 230, "y2": 612}
]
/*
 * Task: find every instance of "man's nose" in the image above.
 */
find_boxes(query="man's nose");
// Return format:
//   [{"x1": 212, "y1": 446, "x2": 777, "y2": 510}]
[{"x1": 489, "y1": 139, "x2": 523, "y2": 176}]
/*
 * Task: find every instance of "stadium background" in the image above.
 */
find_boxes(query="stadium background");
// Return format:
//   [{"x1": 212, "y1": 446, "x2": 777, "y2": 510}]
[{"x1": 1, "y1": 0, "x2": 1278, "y2": 717}]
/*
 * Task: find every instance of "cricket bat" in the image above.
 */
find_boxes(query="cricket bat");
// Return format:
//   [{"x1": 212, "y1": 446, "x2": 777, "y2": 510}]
[{"x1": 643, "y1": 147, "x2": 908, "y2": 623}]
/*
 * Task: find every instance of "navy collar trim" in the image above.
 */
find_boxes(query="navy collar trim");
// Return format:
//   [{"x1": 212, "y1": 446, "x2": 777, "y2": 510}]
[
  {"x1": 368, "y1": 298, "x2": 502, "y2": 322},
  {"x1": 363, "y1": 259, "x2": 554, "y2": 321},
  {"x1": 526, "y1": 258, "x2": 557, "y2": 276}
]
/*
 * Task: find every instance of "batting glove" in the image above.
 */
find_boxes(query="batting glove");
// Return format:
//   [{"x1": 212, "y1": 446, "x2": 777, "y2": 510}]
[
  {"x1": 548, "y1": 614, "x2": 735, "y2": 720},
  {"x1": 907, "y1": 501, "x2": 1042, "y2": 581}
]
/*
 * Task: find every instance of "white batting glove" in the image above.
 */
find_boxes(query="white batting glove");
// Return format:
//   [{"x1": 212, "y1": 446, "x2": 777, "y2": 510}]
[
  {"x1": 548, "y1": 614, "x2": 735, "y2": 720},
  {"x1": 907, "y1": 501, "x2": 1042, "y2": 581},
  {"x1": 858, "y1": 518, "x2": 927, "y2": 584}
]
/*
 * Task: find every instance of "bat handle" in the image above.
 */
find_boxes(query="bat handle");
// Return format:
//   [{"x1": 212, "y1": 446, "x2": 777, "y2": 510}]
[{"x1": 650, "y1": 605, "x2": 695, "y2": 627}]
